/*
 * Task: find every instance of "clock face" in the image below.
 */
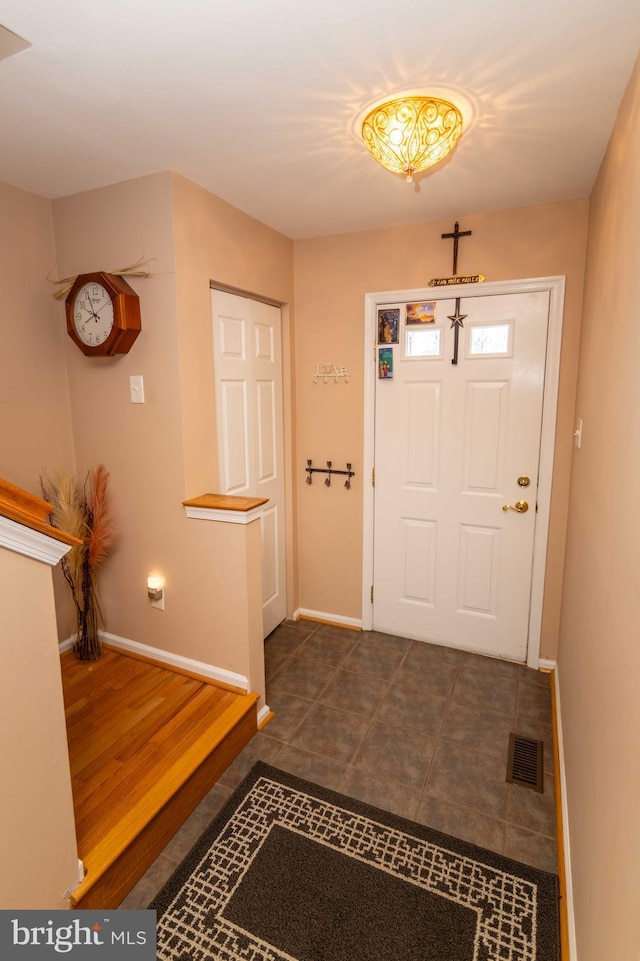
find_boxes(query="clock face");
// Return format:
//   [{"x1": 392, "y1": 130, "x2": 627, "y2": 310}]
[{"x1": 72, "y1": 281, "x2": 115, "y2": 348}]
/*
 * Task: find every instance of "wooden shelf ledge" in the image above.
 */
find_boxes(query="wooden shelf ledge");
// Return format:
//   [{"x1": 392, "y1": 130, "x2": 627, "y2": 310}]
[
  {"x1": 183, "y1": 493, "x2": 269, "y2": 512},
  {"x1": 183, "y1": 492, "x2": 269, "y2": 525}
]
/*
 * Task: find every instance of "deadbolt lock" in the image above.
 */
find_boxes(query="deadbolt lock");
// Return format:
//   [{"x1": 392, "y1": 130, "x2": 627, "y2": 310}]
[{"x1": 517, "y1": 476, "x2": 531, "y2": 488}]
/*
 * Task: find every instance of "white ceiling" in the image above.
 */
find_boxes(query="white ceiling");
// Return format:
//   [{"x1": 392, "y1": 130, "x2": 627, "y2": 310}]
[{"x1": 1, "y1": 0, "x2": 639, "y2": 239}]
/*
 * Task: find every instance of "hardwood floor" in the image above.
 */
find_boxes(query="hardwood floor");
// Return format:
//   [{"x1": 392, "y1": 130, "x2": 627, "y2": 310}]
[{"x1": 61, "y1": 646, "x2": 258, "y2": 909}]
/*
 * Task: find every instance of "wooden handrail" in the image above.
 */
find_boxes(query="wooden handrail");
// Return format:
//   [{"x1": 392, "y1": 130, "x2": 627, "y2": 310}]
[{"x1": 0, "y1": 477, "x2": 82, "y2": 548}]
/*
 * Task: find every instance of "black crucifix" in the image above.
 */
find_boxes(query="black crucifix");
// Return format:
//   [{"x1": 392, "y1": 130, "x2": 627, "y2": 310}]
[{"x1": 442, "y1": 221, "x2": 471, "y2": 365}]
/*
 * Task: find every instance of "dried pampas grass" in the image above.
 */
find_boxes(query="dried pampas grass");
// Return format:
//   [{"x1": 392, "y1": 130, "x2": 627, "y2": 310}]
[
  {"x1": 41, "y1": 465, "x2": 116, "y2": 660},
  {"x1": 87, "y1": 464, "x2": 116, "y2": 571}
]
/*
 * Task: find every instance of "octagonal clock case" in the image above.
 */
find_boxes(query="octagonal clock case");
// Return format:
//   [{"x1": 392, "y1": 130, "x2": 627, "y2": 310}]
[{"x1": 65, "y1": 271, "x2": 142, "y2": 356}]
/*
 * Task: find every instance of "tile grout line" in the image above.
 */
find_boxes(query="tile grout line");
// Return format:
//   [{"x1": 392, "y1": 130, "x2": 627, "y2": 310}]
[
  {"x1": 415, "y1": 650, "x2": 464, "y2": 823},
  {"x1": 336, "y1": 635, "x2": 408, "y2": 797},
  {"x1": 502, "y1": 671, "x2": 524, "y2": 856},
  {"x1": 267, "y1": 625, "x2": 557, "y2": 872},
  {"x1": 121, "y1": 629, "x2": 559, "y2": 906}
]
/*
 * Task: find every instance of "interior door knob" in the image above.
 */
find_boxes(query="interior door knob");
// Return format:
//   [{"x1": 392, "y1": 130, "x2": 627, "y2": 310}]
[{"x1": 502, "y1": 501, "x2": 529, "y2": 513}]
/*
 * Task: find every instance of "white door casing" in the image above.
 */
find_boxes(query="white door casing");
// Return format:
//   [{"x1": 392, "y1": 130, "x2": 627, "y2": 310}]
[
  {"x1": 212, "y1": 289, "x2": 286, "y2": 638},
  {"x1": 373, "y1": 290, "x2": 548, "y2": 661},
  {"x1": 362, "y1": 277, "x2": 565, "y2": 668}
]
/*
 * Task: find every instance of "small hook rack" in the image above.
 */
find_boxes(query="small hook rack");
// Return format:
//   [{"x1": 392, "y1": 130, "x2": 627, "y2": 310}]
[
  {"x1": 305, "y1": 459, "x2": 355, "y2": 489},
  {"x1": 313, "y1": 363, "x2": 350, "y2": 384}
]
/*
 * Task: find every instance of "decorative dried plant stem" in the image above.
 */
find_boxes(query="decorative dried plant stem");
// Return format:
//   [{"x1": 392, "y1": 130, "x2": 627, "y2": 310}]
[
  {"x1": 41, "y1": 465, "x2": 115, "y2": 661},
  {"x1": 48, "y1": 257, "x2": 153, "y2": 300}
]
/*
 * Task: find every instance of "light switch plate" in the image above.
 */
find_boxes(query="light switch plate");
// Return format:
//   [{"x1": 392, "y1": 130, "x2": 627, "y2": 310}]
[{"x1": 130, "y1": 375, "x2": 145, "y2": 404}]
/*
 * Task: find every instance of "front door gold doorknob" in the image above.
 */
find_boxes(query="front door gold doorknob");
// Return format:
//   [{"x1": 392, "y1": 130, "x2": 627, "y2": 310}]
[{"x1": 502, "y1": 501, "x2": 529, "y2": 513}]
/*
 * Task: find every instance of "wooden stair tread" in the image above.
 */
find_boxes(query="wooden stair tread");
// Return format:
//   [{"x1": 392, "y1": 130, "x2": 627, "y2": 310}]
[
  {"x1": 73, "y1": 692, "x2": 257, "y2": 904},
  {"x1": 68, "y1": 679, "x2": 209, "y2": 779},
  {"x1": 74, "y1": 687, "x2": 250, "y2": 844},
  {"x1": 61, "y1": 648, "x2": 259, "y2": 908}
]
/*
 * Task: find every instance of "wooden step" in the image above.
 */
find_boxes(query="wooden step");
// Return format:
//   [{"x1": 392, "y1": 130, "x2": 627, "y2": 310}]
[{"x1": 61, "y1": 648, "x2": 258, "y2": 909}]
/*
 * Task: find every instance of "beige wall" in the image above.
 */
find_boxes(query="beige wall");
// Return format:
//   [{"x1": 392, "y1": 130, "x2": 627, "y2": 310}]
[
  {"x1": 0, "y1": 185, "x2": 79, "y2": 909},
  {"x1": 0, "y1": 182, "x2": 76, "y2": 649},
  {"x1": 171, "y1": 173, "x2": 295, "y2": 496},
  {"x1": 558, "y1": 56, "x2": 640, "y2": 960},
  {"x1": 294, "y1": 200, "x2": 589, "y2": 658},
  {"x1": 0, "y1": 547, "x2": 78, "y2": 908},
  {"x1": 51, "y1": 173, "x2": 188, "y2": 650},
  {"x1": 171, "y1": 174, "x2": 299, "y2": 617},
  {"x1": 2, "y1": 173, "x2": 585, "y2": 674},
  {"x1": 8, "y1": 144, "x2": 635, "y2": 941},
  {"x1": 0, "y1": 183, "x2": 75, "y2": 491},
  {"x1": 51, "y1": 173, "x2": 294, "y2": 698}
]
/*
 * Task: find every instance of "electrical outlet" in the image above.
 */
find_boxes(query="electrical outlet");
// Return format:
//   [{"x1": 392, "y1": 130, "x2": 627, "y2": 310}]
[{"x1": 151, "y1": 588, "x2": 165, "y2": 611}]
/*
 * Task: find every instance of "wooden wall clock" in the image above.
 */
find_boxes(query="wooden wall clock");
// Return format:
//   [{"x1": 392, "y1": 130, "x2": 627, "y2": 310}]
[{"x1": 65, "y1": 272, "x2": 141, "y2": 356}]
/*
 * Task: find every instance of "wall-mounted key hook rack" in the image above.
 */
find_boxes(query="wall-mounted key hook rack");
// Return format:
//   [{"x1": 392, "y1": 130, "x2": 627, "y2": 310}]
[
  {"x1": 313, "y1": 363, "x2": 350, "y2": 384},
  {"x1": 305, "y1": 459, "x2": 355, "y2": 489}
]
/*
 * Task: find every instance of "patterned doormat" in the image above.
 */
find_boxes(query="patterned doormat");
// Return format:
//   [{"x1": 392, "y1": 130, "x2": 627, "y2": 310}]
[{"x1": 150, "y1": 762, "x2": 560, "y2": 960}]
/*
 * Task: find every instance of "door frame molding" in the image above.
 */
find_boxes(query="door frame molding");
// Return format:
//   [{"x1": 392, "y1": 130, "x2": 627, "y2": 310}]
[
  {"x1": 210, "y1": 286, "x2": 291, "y2": 634},
  {"x1": 361, "y1": 276, "x2": 566, "y2": 668}
]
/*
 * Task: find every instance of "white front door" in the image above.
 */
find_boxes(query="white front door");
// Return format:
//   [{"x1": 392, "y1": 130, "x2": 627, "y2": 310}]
[
  {"x1": 372, "y1": 288, "x2": 552, "y2": 662},
  {"x1": 211, "y1": 289, "x2": 286, "y2": 638}
]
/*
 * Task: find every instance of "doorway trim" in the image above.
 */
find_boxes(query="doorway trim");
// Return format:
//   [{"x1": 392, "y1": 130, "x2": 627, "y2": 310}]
[
  {"x1": 210, "y1": 281, "x2": 295, "y2": 629},
  {"x1": 361, "y1": 276, "x2": 566, "y2": 669}
]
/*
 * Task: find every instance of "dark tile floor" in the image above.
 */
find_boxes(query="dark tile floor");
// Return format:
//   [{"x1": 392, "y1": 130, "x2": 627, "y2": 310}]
[{"x1": 119, "y1": 620, "x2": 557, "y2": 908}]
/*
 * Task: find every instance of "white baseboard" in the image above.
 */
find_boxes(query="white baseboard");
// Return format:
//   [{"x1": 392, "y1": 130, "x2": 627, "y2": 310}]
[
  {"x1": 103, "y1": 632, "x2": 250, "y2": 691},
  {"x1": 111, "y1": 629, "x2": 268, "y2": 726},
  {"x1": 539, "y1": 657, "x2": 557, "y2": 672},
  {"x1": 257, "y1": 704, "x2": 271, "y2": 727},
  {"x1": 63, "y1": 859, "x2": 85, "y2": 901},
  {"x1": 553, "y1": 664, "x2": 577, "y2": 959},
  {"x1": 293, "y1": 608, "x2": 362, "y2": 630},
  {"x1": 61, "y1": 630, "x2": 250, "y2": 693}
]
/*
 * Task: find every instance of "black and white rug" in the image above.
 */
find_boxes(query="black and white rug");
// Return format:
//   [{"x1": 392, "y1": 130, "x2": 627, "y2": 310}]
[{"x1": 150, "y1": 762, "x2": 560, "y2": 960}]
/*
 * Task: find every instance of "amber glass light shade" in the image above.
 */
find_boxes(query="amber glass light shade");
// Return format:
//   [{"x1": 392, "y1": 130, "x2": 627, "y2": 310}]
[{"x1": 361, "y1": 96, "x2": 463, "y2": 182}]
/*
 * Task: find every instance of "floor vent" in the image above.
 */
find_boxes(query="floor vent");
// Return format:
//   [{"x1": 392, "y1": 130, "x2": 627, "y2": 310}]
[{"x1": 506, "y1": 733, "x2": 544, "y2": 792}]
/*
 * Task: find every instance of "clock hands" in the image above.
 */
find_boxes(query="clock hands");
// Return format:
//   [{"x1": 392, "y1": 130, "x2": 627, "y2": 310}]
[
  {"x1": 81, "y1": 297, "x2": 110, "y2": 322},
  {"x1": 79, "y1": 301, "x2": 100, "y2": 322}
]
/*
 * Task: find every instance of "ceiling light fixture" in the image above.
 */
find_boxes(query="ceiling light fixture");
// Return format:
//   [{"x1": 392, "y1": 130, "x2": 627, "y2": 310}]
[{"x1": 361, "y1": 96, "x2": 463, "y2": 183}]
